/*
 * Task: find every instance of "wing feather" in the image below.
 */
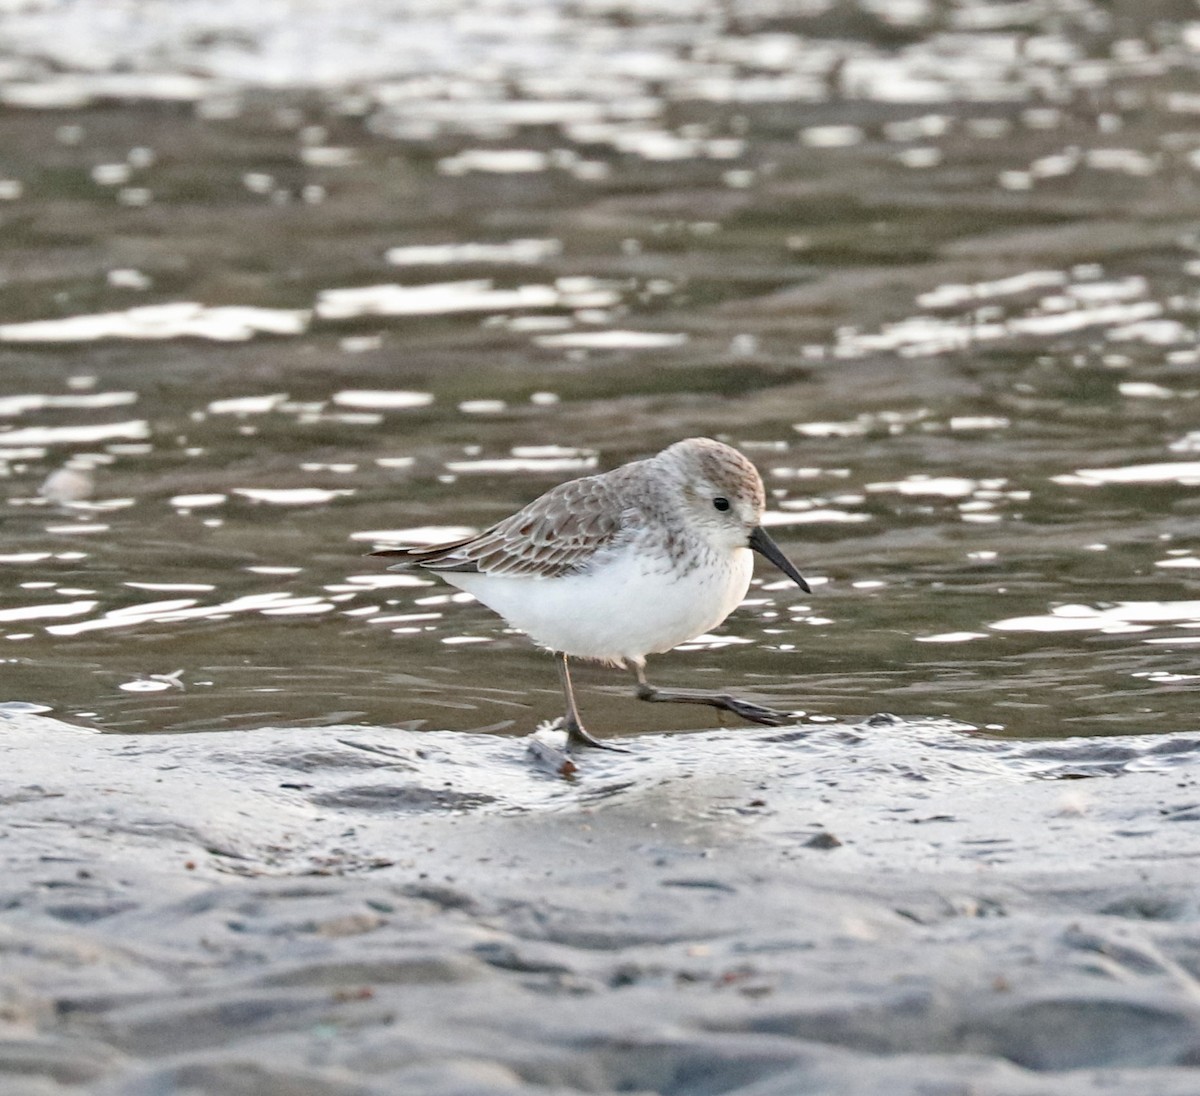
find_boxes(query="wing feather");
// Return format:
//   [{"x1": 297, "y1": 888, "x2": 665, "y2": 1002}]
[{"x1": 371, "y1": 473, "x2": 633, "y2": 578}]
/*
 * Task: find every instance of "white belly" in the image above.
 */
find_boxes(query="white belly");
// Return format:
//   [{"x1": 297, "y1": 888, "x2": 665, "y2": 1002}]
[{"x1": 440, "y1": 547, "x2": 754, "y2": 665}]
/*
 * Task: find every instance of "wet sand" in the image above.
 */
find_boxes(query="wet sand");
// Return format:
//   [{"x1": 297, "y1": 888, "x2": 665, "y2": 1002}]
[{"x1": 4, "y1": 705, "x2": 1200, "y2": 1094}]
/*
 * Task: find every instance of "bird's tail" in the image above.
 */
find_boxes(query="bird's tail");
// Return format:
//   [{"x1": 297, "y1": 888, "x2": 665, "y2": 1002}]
[
  {"x1": 370, "y1": 546, "x2": 420, "y2": 570},
  {"x1": 370, "y1": 532, "x2": 481, "y2": 572}
]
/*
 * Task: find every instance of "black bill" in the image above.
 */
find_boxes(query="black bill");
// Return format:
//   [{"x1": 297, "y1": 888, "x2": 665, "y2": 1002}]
[{"x1": 748, "y1": 526, "x2": 811, "y2": 593}]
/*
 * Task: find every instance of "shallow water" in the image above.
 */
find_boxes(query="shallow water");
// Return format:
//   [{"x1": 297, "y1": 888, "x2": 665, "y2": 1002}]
[{"x1": 1, "y1": 0, "x2": 1199, "y2": 743}]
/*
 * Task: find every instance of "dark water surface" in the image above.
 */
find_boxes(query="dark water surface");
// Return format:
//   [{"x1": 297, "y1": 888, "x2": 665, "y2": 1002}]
[{"x1": 1, "y1": 0, "x2": 1199, "y2": 742}]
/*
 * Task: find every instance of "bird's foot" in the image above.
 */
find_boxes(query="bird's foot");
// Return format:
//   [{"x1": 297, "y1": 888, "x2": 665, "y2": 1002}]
[
  {"x1": 564, "y1": 716, "x2": 630, "y2": 752},
  {"x1": 634, "y1": 681, "x2": 796, "y2": 727},
  {"x1": 712, "y1": 695, "x2": 795, "y2": 727}
]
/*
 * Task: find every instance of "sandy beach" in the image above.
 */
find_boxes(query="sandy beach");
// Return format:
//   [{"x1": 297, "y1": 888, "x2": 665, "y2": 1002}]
[{"x1": 4, "y1": 705, "x2": 1200, "y2": 1094}]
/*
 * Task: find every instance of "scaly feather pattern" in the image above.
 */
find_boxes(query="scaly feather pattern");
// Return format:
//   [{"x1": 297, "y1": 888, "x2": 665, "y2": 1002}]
[{"x1": 372, "y1": 470, "x2": 635, "y2": 578}]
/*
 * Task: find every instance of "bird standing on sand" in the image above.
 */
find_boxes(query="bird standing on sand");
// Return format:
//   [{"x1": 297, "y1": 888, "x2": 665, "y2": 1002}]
[{"x1": 373, "y1": 437, "x2": 810, "y2": 749}]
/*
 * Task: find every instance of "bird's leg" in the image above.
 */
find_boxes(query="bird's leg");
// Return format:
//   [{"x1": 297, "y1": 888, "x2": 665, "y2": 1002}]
[
  {"x1": 632, "y1": 664, "x2": 794, "y2": 727},
  {"x1": 556, "y1": 652, "x2": 627, "y2": 751}
]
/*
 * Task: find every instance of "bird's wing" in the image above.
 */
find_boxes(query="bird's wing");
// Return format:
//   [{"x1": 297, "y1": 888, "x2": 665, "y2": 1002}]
[{"x1": 372, "y1": 474, "x2": 634, "y2": 579}]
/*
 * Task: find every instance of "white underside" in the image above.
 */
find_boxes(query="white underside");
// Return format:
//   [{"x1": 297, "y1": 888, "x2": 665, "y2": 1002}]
[{"x1": 439, "y1": 547, "x2": 754, "y2": 664}]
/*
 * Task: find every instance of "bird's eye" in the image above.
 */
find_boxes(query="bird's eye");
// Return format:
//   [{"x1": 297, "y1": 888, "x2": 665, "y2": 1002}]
[{"x1": 712, "y1": 496, "x2": 731, "y2": 512}]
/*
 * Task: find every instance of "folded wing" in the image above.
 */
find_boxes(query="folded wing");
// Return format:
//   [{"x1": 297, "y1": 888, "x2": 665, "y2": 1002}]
[{"x1": 371, "y1": 474, "x2": 632, "y2": 579}]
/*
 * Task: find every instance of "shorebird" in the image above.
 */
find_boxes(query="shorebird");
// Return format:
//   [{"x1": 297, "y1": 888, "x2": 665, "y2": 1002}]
[{"x1": 373, "y1": 437, "x2": 810, "y2": 749}]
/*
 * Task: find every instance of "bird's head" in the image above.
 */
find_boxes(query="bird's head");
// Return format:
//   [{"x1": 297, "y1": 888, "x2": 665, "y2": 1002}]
[{"x1": 659, "y1": 437, "x2": 810, "y2": 591}]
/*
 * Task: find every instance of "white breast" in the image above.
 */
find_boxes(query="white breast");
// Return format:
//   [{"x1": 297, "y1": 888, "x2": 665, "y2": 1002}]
[{"x1": 440, "y1": 546, "x2": 754, "y2": 665}]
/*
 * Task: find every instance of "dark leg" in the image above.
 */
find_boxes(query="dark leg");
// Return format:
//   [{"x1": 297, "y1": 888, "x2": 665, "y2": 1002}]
[
  {"x1": 632, "y1": 665, "x2": 794, "y2": 727},
  {"x1": 557, "y1": 652, "x2": 627, "y2": 751}
]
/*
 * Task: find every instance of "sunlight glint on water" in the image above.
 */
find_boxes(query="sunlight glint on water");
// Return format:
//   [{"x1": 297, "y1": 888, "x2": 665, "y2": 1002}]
[{"x1": 0, "y1": 1, "x2": 1197, "y2": 738}]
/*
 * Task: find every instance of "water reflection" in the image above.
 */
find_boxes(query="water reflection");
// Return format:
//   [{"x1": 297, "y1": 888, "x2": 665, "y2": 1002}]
[
  {"x1": 0, "y1": 305, "x2": 310, "y2": 342},
  {"x1": 0, "y1": 1, "x2": 1197, "y2": 741}
]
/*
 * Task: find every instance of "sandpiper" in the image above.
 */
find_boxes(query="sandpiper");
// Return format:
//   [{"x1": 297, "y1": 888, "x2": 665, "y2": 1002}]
[{"x1": 373, "y1": 437, "x2": 810, "y2": 749}]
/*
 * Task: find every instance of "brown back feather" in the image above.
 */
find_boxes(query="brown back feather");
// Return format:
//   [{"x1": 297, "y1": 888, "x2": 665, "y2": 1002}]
[{"x1": 371, "y1": 472, "x2": 633, "y2": 578}]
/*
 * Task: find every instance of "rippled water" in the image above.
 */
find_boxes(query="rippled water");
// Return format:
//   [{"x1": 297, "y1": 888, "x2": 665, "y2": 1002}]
[{"x1": 1, "y1": 0, "x2": 1198, "y2": 741}]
